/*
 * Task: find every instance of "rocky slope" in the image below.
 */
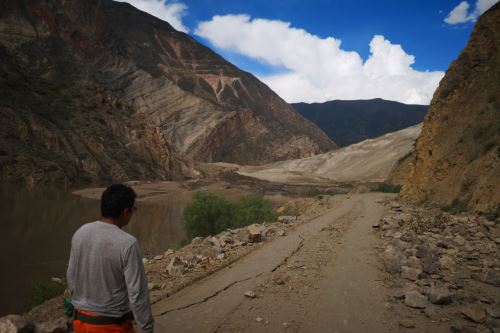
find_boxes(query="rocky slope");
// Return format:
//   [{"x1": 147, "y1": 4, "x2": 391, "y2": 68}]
[
  {"x1": 0, "y1": 0, "x2": 335, "y2": 187},
  {"x1": 293, "y1": 98, "x2": 427, "y2": 147},
  {"x1": 400, "y1": 3, "x2": 500, "y2": 212},
  {"x1": 376, "y1": 199, "x2": 500, "y2": 333}
]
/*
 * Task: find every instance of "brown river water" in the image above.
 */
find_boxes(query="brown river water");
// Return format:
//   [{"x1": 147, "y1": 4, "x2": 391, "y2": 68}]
[{"x1": 0, "y1": 185, "x2": 186, "y2": 316}]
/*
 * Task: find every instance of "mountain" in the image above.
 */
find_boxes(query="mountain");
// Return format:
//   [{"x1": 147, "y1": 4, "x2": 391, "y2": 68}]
[
  {"x1": 400, "y1": 3, "x2": 500, "y2": 212},
  {"x1": 0, "y1": 0, "x2": 336, "y2": 187},
  {"x1": 234, "y1": 124, "x2": 422, "y2": 184},
  {"x1": 293, "y1": 99, "x2": 427, "y2": 147}
]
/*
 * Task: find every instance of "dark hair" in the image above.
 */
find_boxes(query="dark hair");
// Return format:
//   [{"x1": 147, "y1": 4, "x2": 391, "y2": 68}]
[{"x1": 101, "y1": 184, "x2": 137, "y2": 218}]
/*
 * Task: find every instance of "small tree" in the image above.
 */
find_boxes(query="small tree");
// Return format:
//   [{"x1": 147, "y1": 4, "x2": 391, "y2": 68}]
[
  {"x1": 234, "y1": 194, "x2": 277, "y2": 227},
  {"x1": 183, "y1": 191, "x2": 234, "y2": 240}
]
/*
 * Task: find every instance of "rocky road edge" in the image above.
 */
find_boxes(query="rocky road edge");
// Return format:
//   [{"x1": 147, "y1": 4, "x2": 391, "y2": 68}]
[
  {"x1": 0, "y1": 196, "x2": 337, "y2": 333},
  {"x1": 375, "y1": 199, "x2": 500, "y2": 332}
]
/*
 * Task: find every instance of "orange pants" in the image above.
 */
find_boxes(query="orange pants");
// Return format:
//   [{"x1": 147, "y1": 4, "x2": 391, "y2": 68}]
[{"x1": 73, "y1": 309, "x2": 135, "y2": 333}]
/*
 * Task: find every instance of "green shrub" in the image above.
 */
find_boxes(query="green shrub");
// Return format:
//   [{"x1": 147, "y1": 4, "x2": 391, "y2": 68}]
[
  {"x1": 234, "y1": 194, "x2": 277, "y2": 228},
  {"x1": 23, "y1": 280, "x2": 66, "y2": 313},
  {"x1": 474, "y1": 125, "x2": 491, "y2": 140},
  {"x1": 183, "y1": 192, "x2": 276, "y2": 240},
  {"x1": 183, "y1": 191, "x2": 235, "y2": 240},
  {"x1": 484, "y1": 205, "x2": 499, "y2": 221},
  {"x1": 442, "y1": 198, "x2": 467, "y2": 213},
  {"x1": 372, "y1": 183, "x2": 401, "y2": 193},
  {"x1": 484, "y1": 142, "x2": 495, "y2": 153}
]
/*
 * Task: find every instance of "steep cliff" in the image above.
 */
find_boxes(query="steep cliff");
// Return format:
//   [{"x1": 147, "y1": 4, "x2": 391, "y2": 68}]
[
  {"x1": 400, "y1": 3, "x2": 500, "y2": 212},
  {"x1": 0, "y1": 0, "x2": 336, "y2": 186}
]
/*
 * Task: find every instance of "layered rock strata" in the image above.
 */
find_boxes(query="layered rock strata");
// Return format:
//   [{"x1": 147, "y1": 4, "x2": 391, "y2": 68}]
[{"x1": 0, "y1": 0, "x2": 336, "y2": 186}]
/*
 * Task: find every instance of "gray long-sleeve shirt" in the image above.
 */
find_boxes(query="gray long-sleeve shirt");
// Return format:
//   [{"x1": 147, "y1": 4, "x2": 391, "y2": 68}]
[{"x1": 67, "y1": 221, "x2": 154, "y2": 333}]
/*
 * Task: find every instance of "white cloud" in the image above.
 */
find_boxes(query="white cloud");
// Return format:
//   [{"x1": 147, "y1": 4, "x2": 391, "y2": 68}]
[
  {"x1": 444, "y1": 0, "x2": 498, "y2": 24},
  {"x1": 444, "y1": 1, "x2": 475, "y2": 24},
  {"x1": 114, "y1": 0, "x2": 189, "y2": 32},
  {"x1": 195, "y1": 15, "x2": 444, "y2": 105}
]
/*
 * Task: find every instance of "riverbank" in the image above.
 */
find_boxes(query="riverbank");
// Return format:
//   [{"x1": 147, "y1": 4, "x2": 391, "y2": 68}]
[
  {"x1": 3, "y1": 187, "x2": 497, "y2": 332},
  {"x1": 1, "y1": 194, "x2": 340, "y2": 332}
]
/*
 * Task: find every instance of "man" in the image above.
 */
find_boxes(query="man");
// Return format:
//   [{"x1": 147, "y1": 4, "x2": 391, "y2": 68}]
[{"x1": 67, "y1": 184, "x2": 154, "y2": 333}]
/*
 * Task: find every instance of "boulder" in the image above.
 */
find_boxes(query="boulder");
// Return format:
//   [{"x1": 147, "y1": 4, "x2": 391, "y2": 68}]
[
  {"x1": 454, "y1": 235, "x2": 466, "y2": 246},
  {"x1": 0, "y1": 315, "x2": 35, "y2": 333},
  {"x1": 416, "y1": 245, "x2": 440, "y2": 274},
  {"x1": 209, "y1": 236, "x2": 221, "y2": 248},
  {"x1": 450, "y1": 323, "x2": 479, "y2": 333},
  {"x1": 483, "y1": 270, "x2": 500, "y2": 287},
  {"x1": 35, "y1": 317, "x2": 68, "y2": 333},
  {"x1": 247, "y1": 224, "x2": 265, "y2": 243},
  {"x1": 404, "y1": 291, "x2": 428, "y2": 309},
  {"x1": 166, "y1": 256, "x2": 186, "y2": 276},
  {"x1": 487, "y1": 307, "x2": 500, "y2": 319},
  {"x1": 401, "y1": 266, "x2": 422, "y2": 281},
  {"x1": 427, "y1": 286, "x2": 453, "y2": 304},
  {"x1": 461, "y1": 305, "x2": 487, "y2": 323},
  {"x1": 190, "y1": 237, "x2": 204, "y2": 246},
  {"x1": 278, "y1": 216, "x2": 297, "y2": 224},
  {"x1": 148, "y1": 283, "x2": 160, "y2": 291},
  {"x1": 163, "y1": 249, "x2": 175, "y2": 256},
  {"x1": 381, "y1": 247, "x2": 403, "y2": 274}
]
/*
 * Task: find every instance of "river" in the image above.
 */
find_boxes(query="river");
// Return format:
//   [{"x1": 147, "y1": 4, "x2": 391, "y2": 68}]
[{"x1": 0, "y1": 185, "x2": 186, "y2": 316}]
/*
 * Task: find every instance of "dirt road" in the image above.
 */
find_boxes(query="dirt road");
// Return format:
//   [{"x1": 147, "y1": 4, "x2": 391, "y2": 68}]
[{"x1": 153, "y1": 193, "x2": 398, "y2": 332}]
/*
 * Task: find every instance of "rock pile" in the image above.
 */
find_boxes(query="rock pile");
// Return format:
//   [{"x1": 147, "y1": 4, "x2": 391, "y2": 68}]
[
  {"x1": 376, "y1": 200, "x2": 500, "y2": 332},
  {"x1": 1, "y1": 216, "x2": 302, "y2": 332},
  {"x1": 144, "y1": 220, "x2": 299, "y2": 302}
]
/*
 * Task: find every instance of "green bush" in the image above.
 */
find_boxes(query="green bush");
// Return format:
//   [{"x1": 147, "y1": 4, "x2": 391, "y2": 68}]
[
  {"x1": 372, "y1": 183, "x2": 401, "y2": 193},
  {"x1": 234, "y1": 194, "x2": 277, "y2": 228},
  {"x1": 183, "y1": 192, "x2": 277, "y2": 241},
  {"x1": 442, "y1": 198, "x2": 467, "y2": 213},
  {"x1": 484, "y1": 205, "x2": 499, "y2": 221},
  {"x1": 183, "y1": 191, "x2": 235, "y2": 240},
  {"x1": 23, "y1": 280, "x2": 66, "y2": 313}
]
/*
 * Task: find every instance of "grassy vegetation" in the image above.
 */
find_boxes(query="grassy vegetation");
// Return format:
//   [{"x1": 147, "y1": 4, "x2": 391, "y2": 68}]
[
  {"x1": 22, "y1": 280, "x2": 66, "y2": 313},
  {"x1": 372, "y1": 183, "x2": 402, "y2": 193},
  {"x1": 484, "y1": 142, "x2": 496, "y2": 153},
  {"x1": 404, "y1": 213, "x2": 449, "y2": 233},
  {"x1": 233, "y1": 194, "x2": 277, "y2": 228},
  {"x1": 484, "y1": 205, "x2": 499, "y2": 221},
  {"x1": 474, "y1": 124, "x2": 493, "y2": 140},
  {"x1": 315, "y1": 189, "x2": 341, "y2": 197},
  {"x1": 183, "y1": 192, "x2": 276, "y2": 241},
  {"x1": 442, "y1": 198, "x2": 468, "y2": 214}
]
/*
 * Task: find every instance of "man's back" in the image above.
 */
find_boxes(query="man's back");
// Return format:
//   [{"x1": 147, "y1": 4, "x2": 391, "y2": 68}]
[{"x1": 67, "y1": 221, "x2": 154, "y2": 332}]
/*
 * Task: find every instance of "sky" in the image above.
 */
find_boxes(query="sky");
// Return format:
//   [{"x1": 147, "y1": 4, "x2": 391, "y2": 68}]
[{"x1": 115, "y1": 0, "x2": 498, "y2": 105}]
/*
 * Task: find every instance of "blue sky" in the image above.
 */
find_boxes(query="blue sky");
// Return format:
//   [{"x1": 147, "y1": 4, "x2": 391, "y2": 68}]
[{"x1": 117, "y1": 0, "x2": 498, "y2": 104}]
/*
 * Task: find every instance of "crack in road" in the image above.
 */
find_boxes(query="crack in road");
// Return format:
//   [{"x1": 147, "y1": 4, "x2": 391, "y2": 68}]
[
  {"x1": 156, "y1": 235, "x2": 306, "y2": 317},
  {"x1": 156, "y1": 273, "x2": 264, "y2": 317},
  {"x1": 271, "y1": 234, "x2": 304, "y2": 272}
]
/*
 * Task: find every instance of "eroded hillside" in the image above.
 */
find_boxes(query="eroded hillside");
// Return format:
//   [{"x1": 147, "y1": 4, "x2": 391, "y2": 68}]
[
  {"x1": 0, "y1": 0, "x2": 335, "y2": 186},
  {"x1": 400, "y1": 3, "x2": 500, "y2": 212}
]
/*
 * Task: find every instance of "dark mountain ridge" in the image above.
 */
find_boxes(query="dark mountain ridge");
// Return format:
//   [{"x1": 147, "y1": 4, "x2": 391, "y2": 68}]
[{"x1": 293, "y1": 98, "x2": 428, "y2": 147}]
